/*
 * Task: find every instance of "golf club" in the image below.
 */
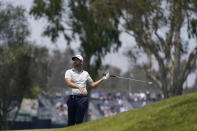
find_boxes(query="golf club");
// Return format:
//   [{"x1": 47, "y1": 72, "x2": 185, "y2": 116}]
[{"x1": 110, "y1": 74, "x2": 153, "y2": 85}]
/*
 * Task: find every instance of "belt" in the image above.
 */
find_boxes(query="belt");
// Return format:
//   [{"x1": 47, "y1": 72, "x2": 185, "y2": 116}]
[{"x1": 70, "y1": 95, "x2": 87, "y2": 99}]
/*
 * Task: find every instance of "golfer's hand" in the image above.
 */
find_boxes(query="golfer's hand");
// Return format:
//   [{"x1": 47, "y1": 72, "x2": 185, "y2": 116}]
[
  {"x1": 79, "y1": 87, "x2": 87, "y2": 95},
  {"x1": 102, "y1": 72, "x2": 110, "y2": 80}
]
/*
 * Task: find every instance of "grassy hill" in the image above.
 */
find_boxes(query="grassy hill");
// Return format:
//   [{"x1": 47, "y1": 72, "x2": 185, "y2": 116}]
[{"x1": 18, "y1": 92, "x2": 197, "y2": 131}]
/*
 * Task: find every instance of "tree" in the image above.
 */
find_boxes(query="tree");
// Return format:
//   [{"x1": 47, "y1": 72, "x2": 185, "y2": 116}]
[
  {"x1": 90, "y1": 0, "x2": 197, "y2": 98},
  {"x1": 0, "y1": 3, "x2": 50, "y2": 130},
  {"x1": 30, "y1": 0, "x2": 121, "y2": 77}
]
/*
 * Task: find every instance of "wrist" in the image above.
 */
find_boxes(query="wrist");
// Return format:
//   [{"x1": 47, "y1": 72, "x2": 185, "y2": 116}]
[{"x1": 102, "y1": 72, "x2": 109, "y2": 80}]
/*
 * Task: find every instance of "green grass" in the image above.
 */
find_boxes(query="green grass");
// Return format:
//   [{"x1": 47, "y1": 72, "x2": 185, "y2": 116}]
[{"x1": 16, "y1": 92, "x2": 197, "y2": 131}]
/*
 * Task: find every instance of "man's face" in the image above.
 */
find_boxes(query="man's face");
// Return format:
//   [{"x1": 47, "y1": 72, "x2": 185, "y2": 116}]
[{"x1": 73, "y1": 58, "x2": 83, "y2": 67}]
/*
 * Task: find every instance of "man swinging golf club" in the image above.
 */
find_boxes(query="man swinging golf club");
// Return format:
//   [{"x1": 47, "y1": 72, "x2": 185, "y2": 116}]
[{"x1": 65, "y1": 55, "x2": 109, "y2": 126}]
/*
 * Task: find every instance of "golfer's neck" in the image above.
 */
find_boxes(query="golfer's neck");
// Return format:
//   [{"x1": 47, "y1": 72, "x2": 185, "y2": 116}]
[{"x1": 74, "y1": 66, "x2": 82, "y2": 72}]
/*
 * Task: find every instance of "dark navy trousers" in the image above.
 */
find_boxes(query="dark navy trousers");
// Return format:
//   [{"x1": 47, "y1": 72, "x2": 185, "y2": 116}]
[{"x1": 67, "y1": 95, "x2": 88, "y2": 126}]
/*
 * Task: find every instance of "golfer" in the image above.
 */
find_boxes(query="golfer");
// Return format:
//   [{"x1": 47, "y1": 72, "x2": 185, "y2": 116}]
[{"x1": 65, "y1": 55, "x2": 109, "y2": 126}]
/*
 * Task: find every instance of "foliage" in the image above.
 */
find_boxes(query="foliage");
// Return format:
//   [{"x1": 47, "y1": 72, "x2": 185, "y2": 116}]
[
  {"x1": 0, "y1": 3, "x2": 50, "y2": 130},
  {"x1": 0, "y1": 45, "x2": 50, "y2": 130},
  {"x1": 68, "y1": 0, "x2": 121, "y2": 73},
  {"x1": 30, "y1": 0, "x2": 122, "y2": 78},
  {"x1": 30, "y1": 0, "x2": 65, "y2": 42},
  {"x1": 0, "y1": 4, "x2": 29, "y2": 46}
]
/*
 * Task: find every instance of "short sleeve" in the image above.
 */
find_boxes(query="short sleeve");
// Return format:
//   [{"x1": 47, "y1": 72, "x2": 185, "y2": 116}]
[
  {"x1": 65, "y1": 70, "x2": 72, "y2": 79},
  {"x1": 87, "y1": 72, "x2": 93, "y2": 83}
]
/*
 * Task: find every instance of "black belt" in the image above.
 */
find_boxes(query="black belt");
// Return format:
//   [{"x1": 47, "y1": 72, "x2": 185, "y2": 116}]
[{"x1": 70, "y1": 95, "x2": 87, "y2": 99}]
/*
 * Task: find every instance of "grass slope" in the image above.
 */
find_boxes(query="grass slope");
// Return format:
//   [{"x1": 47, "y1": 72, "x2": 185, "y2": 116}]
[{"x1": 18, "y1": 92, "x2": 197, "y2": 131}]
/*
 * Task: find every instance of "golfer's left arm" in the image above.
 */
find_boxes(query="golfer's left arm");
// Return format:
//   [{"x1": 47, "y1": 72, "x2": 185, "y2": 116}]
[
  {"x1": 88, "y1": 79, "x2": 104, "y2": 88},
  {"x1": 88, "y1": 72, "x2": 109, "y2": 88}
]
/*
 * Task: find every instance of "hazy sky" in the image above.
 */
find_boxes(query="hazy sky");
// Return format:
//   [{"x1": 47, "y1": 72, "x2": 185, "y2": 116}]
[{"x1": 3, "y1": 0, "x2": 197, "y2": 86}]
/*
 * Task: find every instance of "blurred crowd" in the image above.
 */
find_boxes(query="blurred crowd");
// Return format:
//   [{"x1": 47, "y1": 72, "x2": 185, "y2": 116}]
[
  {"x1": 91, "y1": 92, "x2": 129, "y2": 117},
  {"x1": 40, "y1": 91, "x2": 163, "y2": 124},
  {"x1": 128, "y1": 91, "x2": 163, "y2": 102}
]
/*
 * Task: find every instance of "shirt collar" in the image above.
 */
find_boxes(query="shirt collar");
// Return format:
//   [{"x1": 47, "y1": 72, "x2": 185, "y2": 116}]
[{"x1": 72, "y1": 68, "x2": 83, "y2": 73}]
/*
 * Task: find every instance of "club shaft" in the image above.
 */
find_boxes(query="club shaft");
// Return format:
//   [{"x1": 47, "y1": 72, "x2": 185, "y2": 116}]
[{"x1": 110, "y1": 75, "x2": 148, "y2": 83}]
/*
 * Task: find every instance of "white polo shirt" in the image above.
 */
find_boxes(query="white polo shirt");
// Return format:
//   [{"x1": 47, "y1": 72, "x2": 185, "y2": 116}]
[{"x1": 65, "y1": 68, "x2": 93, "y2": 95}]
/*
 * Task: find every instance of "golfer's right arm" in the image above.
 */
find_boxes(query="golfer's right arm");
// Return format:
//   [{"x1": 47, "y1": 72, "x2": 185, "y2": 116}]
[
  {"x1": 66, "y1": 78, "x2": 79, "y2": 89},
  {"x1": 65, "y1": 78, "x2": 86, "y2": 95}
]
